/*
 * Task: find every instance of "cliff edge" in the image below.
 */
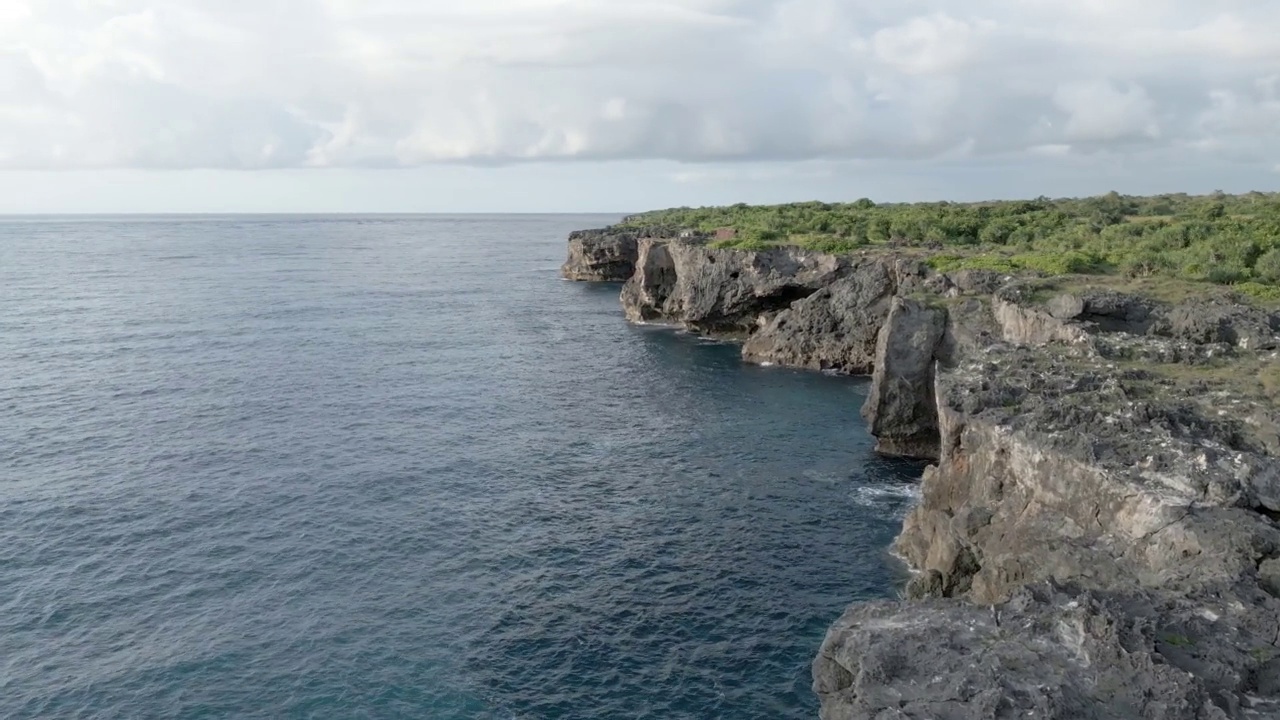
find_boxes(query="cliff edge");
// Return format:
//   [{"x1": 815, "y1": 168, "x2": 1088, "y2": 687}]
[{"x1": 563, "y1": 230, "x2": 1280, "y2": 718}]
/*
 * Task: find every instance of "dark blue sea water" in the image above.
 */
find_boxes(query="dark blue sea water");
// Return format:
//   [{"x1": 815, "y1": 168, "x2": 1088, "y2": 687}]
[{"x1": 0, "y1": 215, "x2": 922, "y2": 719}]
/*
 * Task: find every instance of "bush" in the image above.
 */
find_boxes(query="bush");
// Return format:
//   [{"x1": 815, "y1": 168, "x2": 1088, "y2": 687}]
[
  {"x1": 1254, "y1": 249, "x2": 1280, "y2": 283},
  {"x1": 1118, "y1": 251, "x2": 1174, "y2": 278},
  {"x1": 926, "y1": 254, "x2": 1020, "y2": 274},
  {"x1": 709, "y1": 237, "x2": 769, "y2": 251},
  {"x1": 1234, "y1": 282, "x2": 1280, "y2": 301},
  {"x1": 1207, "y1": 266, "x2": 1249, "y2": 284},
  {"x1": 797, "y1": 236, "x2": 866, "y2": 254},
  {"x1": 1015, "y1": 251, "x2": 1107, "y2": 275}
]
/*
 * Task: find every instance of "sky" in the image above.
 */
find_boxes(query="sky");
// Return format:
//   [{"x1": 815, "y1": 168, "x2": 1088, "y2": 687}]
[{"x1": 1, "y1": 0, "x2": 1279, "y2": 213}]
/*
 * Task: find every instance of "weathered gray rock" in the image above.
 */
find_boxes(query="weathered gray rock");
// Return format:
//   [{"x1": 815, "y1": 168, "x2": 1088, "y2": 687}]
[
  {"x1": 833, "y1": 286, "x2": 1280, "y2": 718},
  {"x1": 993, "y1": 297, "x2": 1094, "y2": 348},
  {"x1": 815, "y1": 582, "x2": 1280, "y2": 720},
  {"x1": 945, "y1": 269, "x2": 1011, "y2": 296},
  {"x1": 1261, "y1": 558, "x2": 1280, "y2": 598},
  {"x1": 561, "y1": 228, "x2": 642, "y2": 281},
  {"x1": 741, "y1": 260, "x2": 898, "y2": 373},
  {"x1": 861, "y1": 298, "x2": 947, "y2": 460},
  {"x1": 1163, "y1": 301, "x2": 1279, "y2": 351},
  {"x1": 996, "y1": 283, "x2": 1280, "y2": 353},
  {"x1": 896, "y1": 347, "x2": 1280, "y2": 604},
  {"x1": 620, "y1": 239, "x2": 848, "y2": 337},
  {"x1": 1048, "y1": 292, "x2": 1087, "y2": 320}
]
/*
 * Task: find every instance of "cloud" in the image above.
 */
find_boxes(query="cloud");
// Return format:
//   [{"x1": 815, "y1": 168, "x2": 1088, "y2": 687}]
[
  {"x1": 1053, "y1": 81, "x2": 1160, "y2": 143},
  {"x1": 0, "y1": 0, "x2": 1278, "y2": 170}
]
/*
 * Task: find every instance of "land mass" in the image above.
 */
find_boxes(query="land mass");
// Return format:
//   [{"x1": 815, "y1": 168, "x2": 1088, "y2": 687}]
[{"x1": 562, "y1": 193, "x2": 1280, "y2": 719}]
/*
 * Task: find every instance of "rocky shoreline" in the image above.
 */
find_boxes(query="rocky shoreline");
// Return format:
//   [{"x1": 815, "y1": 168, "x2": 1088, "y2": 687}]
[{"x1": 563, "y1": 228, "x2": 1280, "y2": 719}]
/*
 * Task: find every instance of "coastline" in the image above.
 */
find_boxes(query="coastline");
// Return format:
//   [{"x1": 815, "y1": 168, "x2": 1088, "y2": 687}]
[{"x1": 563, "y1": 225, "x2": 1280, "y2": 719}]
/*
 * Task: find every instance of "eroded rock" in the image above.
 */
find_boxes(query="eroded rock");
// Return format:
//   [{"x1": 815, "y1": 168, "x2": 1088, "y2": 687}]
[
  {"x1": 620, "y1": 239, "x2": 848, "y2": 337},
  {"x1": 742, "y1": 260, "x2": 898, "y2": 373},
  {"x1": 862, "y1": 297, "x2": 947, "y2": 459},
  {"x1": 561, "y1": 228, "x2": 642, "y2": 281},
  {"x1": 815, "y1": 582, "x2": 1280, "y2": 720}
]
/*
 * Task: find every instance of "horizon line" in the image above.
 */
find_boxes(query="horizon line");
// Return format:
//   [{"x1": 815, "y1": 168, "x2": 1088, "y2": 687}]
[{"x1": 0, "y1": 211, "x2": 635, "y2": 217}]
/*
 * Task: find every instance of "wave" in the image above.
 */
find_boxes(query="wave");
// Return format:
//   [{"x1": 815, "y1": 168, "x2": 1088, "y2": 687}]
[{"x1": 849, "y1": 483, "x2": 922, "y2": 510}]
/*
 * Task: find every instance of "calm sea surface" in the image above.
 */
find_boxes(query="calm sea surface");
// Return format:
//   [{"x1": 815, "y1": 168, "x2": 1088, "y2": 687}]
[{"x1": 0, "y1": 215, "x2": 921, "y2": 719}]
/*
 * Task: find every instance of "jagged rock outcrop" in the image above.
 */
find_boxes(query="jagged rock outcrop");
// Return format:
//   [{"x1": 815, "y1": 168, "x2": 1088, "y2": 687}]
[
  {"x1": 561, "y1": 229, "x2": 640, "y2": 281},
  {"x1": 1163, "y1": 301, "x2": 1279, "y2": 351},
  {"x1": 742, "y1": 258, "x2": 937, "y2": 373},
  {"x1": 617, "y1": 239, "x2": 942, "y2": 371},
  {"x1": 995, "y1": 284, "x2": 1280, "y2": 356},
  {"x1": 814, "y1": 581, "x2": 1280, "y2": 719},
  {"x1": 830, "y1": 287, "x2": 1280, "y2": 719},
  {"x1": 861, "y1": 298, "x2": 947, "y2": 459},
  {"x1": 562, "y1": 226, "x2": 703, "y2": 281},
  {"x1": 620, "y1": 239, "x2": 848, "y2": 337},
  {"x1": 895, "y1": 347, "x2": 1280, "y2": 604}
]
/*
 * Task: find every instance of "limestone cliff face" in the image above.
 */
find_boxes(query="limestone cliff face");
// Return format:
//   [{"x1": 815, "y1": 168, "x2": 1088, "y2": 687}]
[
  {"x1": 817, "y1": 291, "x2": 1280, "y2": 720},
  {"x1": 742, "y1": 258, "x2": 938, "y2": 373},
  {"x1": 897, "y1": 348, "x2": 1280, "y2": 603},
  {"x1": 813, "y1": 581, "x2": 1280, "y2": 720},
  {"x1": 620, "y1": 239, "x2": 850, "y2": 336},
  {"x1": 619, "y1": 239, "x2": 942, "y2": 374},
  {"x1": 860, "y1": 297, "x2": 947, "y2": 459},
  {"x1": 563, "y1": 227, "x2": 1280, "y2": 718},
  {"x1": 560, "y1": 229, "x2": 642, "y2": 282}
]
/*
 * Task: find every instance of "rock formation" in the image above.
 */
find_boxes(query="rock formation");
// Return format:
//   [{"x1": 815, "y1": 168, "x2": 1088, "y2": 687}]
[
  {"x1": 620, "y1": 239, "x2": 849, "y2": 336},
  {"x1": 560, "y1": 228, "x2": 641, "y2": 281},
  {"x1": 814, "y1": 582, "x2": 1280, "y2": 720},
  {"x1": 859, "y1": 297, "x2": 947, "y2": 459},
  {"x1": 563, "y1": 229, "x2": 1280, "y2": 719},
  {"x1": 826, "y1": 289, "x2": 1280, "y2": 719},
  {"x1": 742, "y1": 258, "x2": 932, "y2": 374}
]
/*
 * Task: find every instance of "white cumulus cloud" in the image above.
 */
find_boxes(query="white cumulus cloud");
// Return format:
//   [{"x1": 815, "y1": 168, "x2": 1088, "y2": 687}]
[{"x1": 0, "y1": 0, "x2": 1278, "y2": 170}]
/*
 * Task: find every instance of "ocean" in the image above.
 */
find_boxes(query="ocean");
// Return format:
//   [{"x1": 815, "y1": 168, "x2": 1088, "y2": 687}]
[{"x1": 0, "y1": 215, "x2": 922, "y2": 719}]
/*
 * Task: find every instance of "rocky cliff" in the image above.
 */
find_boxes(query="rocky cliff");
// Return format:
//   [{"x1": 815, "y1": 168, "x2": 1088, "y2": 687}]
[
  {"x1": 563, "y1": 231, "x2": 1280, "y2": 719},
  {"x1": 818, "y1": 291, "x2": 1280, "y2": 719}
]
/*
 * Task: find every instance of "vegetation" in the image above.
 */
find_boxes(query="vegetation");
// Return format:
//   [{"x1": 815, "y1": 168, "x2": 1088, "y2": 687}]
[{"x1": 619, "y1": 191, "x2": 1280, "y2": 293}]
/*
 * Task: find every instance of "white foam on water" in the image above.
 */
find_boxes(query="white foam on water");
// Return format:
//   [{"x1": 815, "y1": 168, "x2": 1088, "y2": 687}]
[{"x1": 850, "y1": 483, "x2": 922, "y2": 510}]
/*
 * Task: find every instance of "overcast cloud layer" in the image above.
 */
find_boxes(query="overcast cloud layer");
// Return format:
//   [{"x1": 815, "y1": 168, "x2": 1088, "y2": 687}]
[{"x1": 3, "y1": 0, "x2": 1280, "y2": 174}]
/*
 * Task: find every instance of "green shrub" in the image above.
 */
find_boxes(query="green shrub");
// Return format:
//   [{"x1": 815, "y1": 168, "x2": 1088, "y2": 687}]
[
  {"x1": 1014, "y1": 251, "x2": 1108, "y2": 275},
  {"x1": 1255, "y1": 249, "x2": 1280, "y2": 283},
  {"x1": 926, "y1": 254, "x2": 1020, "y2": 273},
  {"x1": 709, "y1": 237, "x2": 769, "y2": 251},
  {"x1": 1207, "y1": 266, "x2": 1249, "y2": 285},
  {"x1": 1118, "y1": 251, "x2": 1174, "y2": 278},
  {"x1": 1234, "y1": 282, "x2": 1280, "y2": 301},
  {"x1": 797, "y1": 236, "x2": 866, "y2": 254},
  {"x1": 925, "y1": 254, "x2": 966, "y2": 272}
]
